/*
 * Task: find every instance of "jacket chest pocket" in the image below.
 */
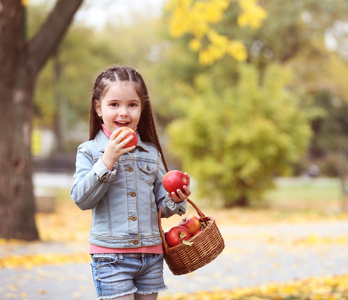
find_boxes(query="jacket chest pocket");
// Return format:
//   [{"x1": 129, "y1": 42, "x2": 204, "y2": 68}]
[{"x1": 138, "y1": 161, "x2": 157, "y2": 186}]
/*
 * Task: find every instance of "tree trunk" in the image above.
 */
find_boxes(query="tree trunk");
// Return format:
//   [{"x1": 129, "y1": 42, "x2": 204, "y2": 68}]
[
  {"x1": 232, "y1": 196, "x2": 249, "y2": 207},
  {"x1": 0, "y1": 0, "x2": 83, "y2": 240},
  {"x1": 0, "y1": 0, "x2": 38, "y2": 240}
]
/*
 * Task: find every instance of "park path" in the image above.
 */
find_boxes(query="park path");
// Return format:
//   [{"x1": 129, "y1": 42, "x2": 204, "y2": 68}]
[{"x1": 1, "y1": 220, "x2": 348, "y2": 300}]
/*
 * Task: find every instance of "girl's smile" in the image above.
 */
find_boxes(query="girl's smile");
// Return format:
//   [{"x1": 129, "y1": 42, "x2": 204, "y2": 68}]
[{"x1": 95, "y1": 82, "x2": 141, "y2": 133}]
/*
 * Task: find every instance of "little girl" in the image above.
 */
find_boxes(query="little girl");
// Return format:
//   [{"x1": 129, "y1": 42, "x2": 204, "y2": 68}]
[{"x1": 71, "y1": 66, "x2": 191, "y2": 300}]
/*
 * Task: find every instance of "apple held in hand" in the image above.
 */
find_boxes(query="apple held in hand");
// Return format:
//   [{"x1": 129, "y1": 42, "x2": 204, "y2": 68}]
[
  {"x1": 162, "y1": 170, "x2": 189, "y2": 195},
  {"x1": 178, "y1": 215, "x2": 201, "y2": 235},
  {"x1": 116, "y1": 127, "x2": 138, "y2": 148},
  {"x1": 165, "y1": 226, "x2": 191, "y2": 247}
]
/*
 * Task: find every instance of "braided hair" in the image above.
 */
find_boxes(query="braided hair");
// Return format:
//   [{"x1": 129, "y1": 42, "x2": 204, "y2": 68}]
[{"x1": 89, "y1": 66, "x2": 168, "y2": 171}]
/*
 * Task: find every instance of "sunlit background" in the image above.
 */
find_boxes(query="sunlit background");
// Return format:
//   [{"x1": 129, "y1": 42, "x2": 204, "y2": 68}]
[{"x1": 1, "y1": 0, "x2": 348, "y2": 299}]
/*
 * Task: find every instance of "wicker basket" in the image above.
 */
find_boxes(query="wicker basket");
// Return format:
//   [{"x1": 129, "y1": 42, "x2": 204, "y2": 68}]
[{"x1": 158, "y1": 198, "x2": 225, "y2": 275}]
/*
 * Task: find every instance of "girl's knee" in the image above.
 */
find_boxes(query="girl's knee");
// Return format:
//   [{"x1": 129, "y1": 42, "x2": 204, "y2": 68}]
[
  {"x1": 134, "y1": 293, "x2": 158, "y2": 300},
  {"x1": 105, "y1": 293, "x2": 135, "y2": 300}
]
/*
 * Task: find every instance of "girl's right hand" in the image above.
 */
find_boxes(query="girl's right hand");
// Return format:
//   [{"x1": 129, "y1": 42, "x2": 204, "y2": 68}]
[{"x1": 102, "y1": 128, "x2": 136, "y2": 170}]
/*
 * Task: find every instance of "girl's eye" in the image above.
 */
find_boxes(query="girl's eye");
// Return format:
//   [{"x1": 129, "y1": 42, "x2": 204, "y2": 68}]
[
  {"x1": 130, "y1": 103, "x2": 138, "y2": 108},
  {"x1": 110, "y1": 103, "x2": 118, "y2": 107}
]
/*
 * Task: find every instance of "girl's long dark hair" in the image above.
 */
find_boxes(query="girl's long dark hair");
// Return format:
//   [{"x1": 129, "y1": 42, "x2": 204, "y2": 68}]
[{"x1": 89, "y1": 66, "x2": 168, "y2": 171}]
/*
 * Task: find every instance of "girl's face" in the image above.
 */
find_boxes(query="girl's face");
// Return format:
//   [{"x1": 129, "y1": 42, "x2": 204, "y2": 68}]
[{"x1": 95, "y1": 82, "x2": 142, "y2": 133}]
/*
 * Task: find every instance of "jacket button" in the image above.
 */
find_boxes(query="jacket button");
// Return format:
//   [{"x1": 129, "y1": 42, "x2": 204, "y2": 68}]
[
  {"x1": 126, "y1": 167, "x2": 134, "y2": 172},
  {"x1": 128, "y1": 216, "x2": 137, "y2": 221},
  {"x1": 133, "y1": 240, "x2": 139, "y2": 245},
  {"x1": 129, "y1": 192, "x2": 136, "y2": 197}
]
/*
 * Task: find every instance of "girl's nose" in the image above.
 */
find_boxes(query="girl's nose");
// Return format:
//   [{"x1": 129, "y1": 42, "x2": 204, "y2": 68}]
[{"x1": 119, "y1": 106, "x2": 128, "y2": 116}]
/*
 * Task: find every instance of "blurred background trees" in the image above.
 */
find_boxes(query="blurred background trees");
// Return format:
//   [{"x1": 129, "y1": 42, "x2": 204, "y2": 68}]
[
  {"x1": 167, "y1": 64, "x2": 311, "y2": 206},
  {"x1": 2, "y1": 0, "x2": 347, "y2": 236},
  {"x1": 159, "y1": 0, "x2": 348, "y2": 206},
  {"x1": 30, "y1": 2, "x2": 164, "y2": 153},
  {"x1": 31, "y1": 0, "x2": 348, "y2": 207}
]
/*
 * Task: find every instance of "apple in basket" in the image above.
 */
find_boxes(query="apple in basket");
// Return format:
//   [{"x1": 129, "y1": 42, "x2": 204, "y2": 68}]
[
  {"x1": 193, "y1": 229, "x2": 203, "y2": 237},
  {"x1": 178, "y1": 215, "x2": 201, "y2": 235},
  {"x1": 165, "y1": 226, "x2": 191, "y2": 247},
  {"x1": 162, "y1": 170, "x2": 189, "y2": 195},
  {"x1": 116, "y1": 127, "x2": 138, "y2": 148}
]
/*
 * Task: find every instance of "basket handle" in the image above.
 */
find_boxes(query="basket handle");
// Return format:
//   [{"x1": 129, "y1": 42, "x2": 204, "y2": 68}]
[{"x1": 158, "y1": 198, "x2": 205, "y2": 254}]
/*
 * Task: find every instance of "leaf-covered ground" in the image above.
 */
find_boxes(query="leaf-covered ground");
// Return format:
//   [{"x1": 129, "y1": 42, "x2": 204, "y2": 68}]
[
  {"x1": 1, "y1": 183, "x2": 348, "y2": 299},
  {"x1": 159, "y1": 274, "x2": 348, "y2": 299}
]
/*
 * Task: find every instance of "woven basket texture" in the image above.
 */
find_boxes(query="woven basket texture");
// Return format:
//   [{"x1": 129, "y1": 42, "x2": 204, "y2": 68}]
[{"x1": 159, "y1": 199, "x2": 225, "y2": 275}]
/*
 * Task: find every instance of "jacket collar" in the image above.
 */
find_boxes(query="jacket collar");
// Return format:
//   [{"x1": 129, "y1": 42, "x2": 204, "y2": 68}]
[{"x1": 94, "y1": 129, "x2": 149, "y2": 153}]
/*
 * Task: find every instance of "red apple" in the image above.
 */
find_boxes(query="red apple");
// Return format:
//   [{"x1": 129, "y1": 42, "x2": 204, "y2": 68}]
[
  {"x1": 165, "y1": 226, "x2": 191, "y2": 247},
  {"x1": 193, "y1": 229, "x2": 203, "y2": 237},
  {"x1": 116, "y1": 127, "x2": 138, "y2": 148},
  {"x1": 162, "y1": 170, "x2": 189, "y2": 195},
  {"x1": 178, "y1": 215, "x2": 201, "y2": 235}
]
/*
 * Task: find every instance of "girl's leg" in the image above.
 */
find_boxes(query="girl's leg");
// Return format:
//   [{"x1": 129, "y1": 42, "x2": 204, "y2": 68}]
[{"x1": 134, "y1": 293, "x2": 158, "y2": 300}]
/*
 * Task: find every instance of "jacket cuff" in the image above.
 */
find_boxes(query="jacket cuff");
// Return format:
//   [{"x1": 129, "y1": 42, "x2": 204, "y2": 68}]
[
  {"x1": 177, "y1": 198, "x2": 187, "y2": 216},
  {"x1": 93, "y1": 158, "x2": 117, "y2": 182},
  {"x1": 163, "y1": 197, "x2": 187, "y2": 217}
]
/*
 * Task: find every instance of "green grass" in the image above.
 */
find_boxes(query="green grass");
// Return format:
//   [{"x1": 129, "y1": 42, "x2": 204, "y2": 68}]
[{"x1": 265, "y1": 177, "x2": 344, "y2": 210}]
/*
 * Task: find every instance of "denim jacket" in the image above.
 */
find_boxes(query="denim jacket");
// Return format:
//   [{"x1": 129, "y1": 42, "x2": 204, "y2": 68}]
[{"x1": 71, "y1": 130, "x2": 187, "y2": 248}]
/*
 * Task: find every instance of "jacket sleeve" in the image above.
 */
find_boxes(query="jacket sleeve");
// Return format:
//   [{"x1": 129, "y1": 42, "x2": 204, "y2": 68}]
[
  {"x1": 153, "y1": 152, "x2": 187, "y2": 218},
  {"x1": 70, "y1": 143, "x2": 117, "y2": 210}
]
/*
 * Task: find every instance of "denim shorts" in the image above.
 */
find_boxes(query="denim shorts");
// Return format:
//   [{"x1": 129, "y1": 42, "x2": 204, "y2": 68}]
[{"x1": 90, "y1": 253, "x2": 167, "y2": 299}]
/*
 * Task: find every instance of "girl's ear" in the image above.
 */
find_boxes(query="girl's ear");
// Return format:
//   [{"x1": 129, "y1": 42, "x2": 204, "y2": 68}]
[{"x1": 94, "y1": 100, "x2": 102, "y2": 117}]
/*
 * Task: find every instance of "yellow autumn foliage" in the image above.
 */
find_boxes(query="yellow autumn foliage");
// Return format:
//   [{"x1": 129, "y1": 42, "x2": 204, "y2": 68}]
[
  {"x1": 159, "y1": 275, "x2": 348, "y2": 299},
  {"x1": 237, "y1": 0, "x2": 267, "y2": 29},
  {"x1": 1, "y1": 195, "x2": 348, "y2": 299},
  {"x1": 0, "y1": 253, "x2": 90, "y2": 270},
  {"x1": 21, "y1": 0, "x2": 30, "y2": 6},
  {"x1": 166, "y1": 0, "x2": 267, "y2": 64}
]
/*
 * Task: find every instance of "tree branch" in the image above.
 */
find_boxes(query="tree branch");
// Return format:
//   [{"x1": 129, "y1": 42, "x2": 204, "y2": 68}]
[{"x1": 28, "y1": 0, "x2": 84, "y2": 74}]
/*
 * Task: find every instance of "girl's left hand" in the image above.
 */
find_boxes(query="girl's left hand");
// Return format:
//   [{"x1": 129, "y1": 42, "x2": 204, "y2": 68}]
[{"x1": 167, "y1": 172, "x2": 191, "y2": 203}]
